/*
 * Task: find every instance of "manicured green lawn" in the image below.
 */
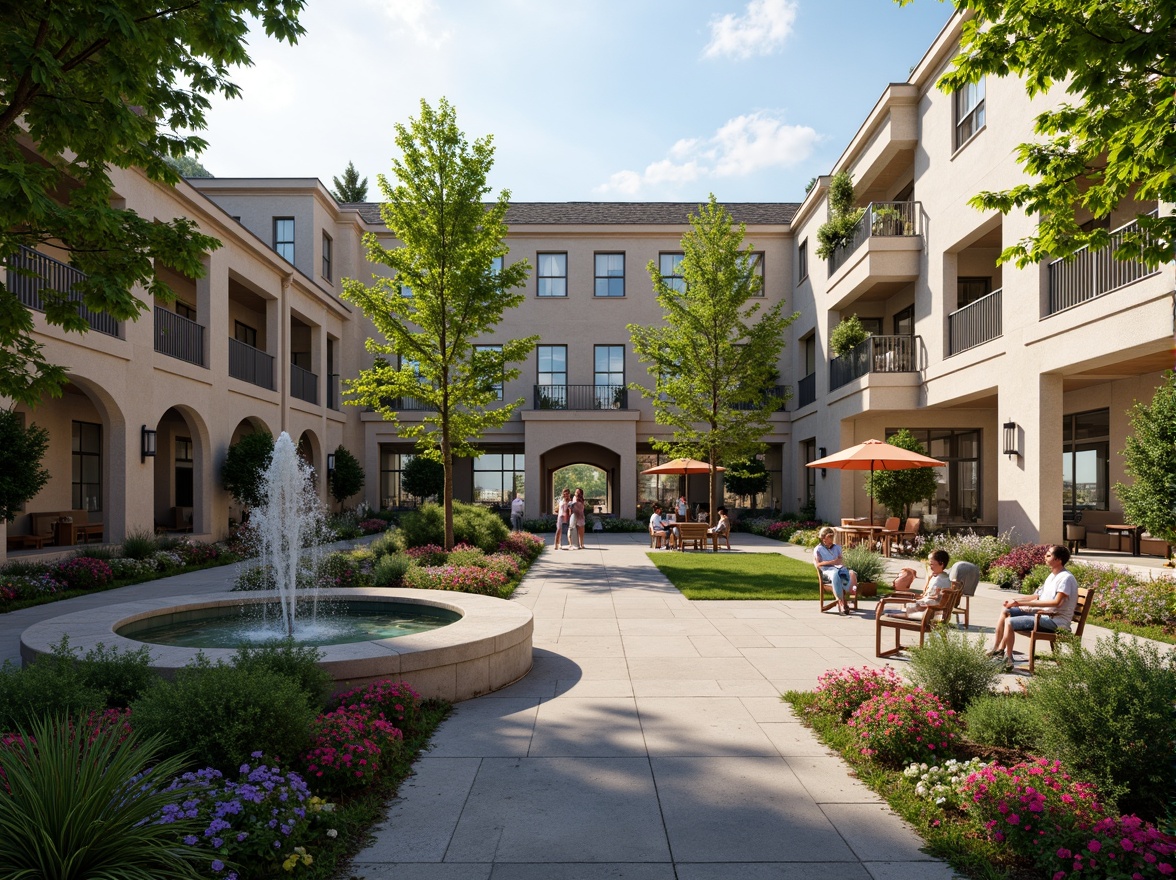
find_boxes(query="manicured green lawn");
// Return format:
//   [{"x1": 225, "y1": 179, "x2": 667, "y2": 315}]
[{"x1": 648, "y1": 551, "x2": 820, "y2": 600}]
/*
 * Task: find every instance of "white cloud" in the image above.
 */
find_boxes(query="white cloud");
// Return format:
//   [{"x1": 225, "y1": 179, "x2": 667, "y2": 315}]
[
  {"x1": 703, "y1": 0, "x2": 798, "y2": 60},
  {"x1": 366, "y1": 0, "x2": 451, "y2": 48},
  {"x1": 595, "y1": 111, "x2": 818, "y2": 195}
]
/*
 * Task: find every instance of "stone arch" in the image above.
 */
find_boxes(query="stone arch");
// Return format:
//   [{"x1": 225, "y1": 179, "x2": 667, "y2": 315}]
[
  {"x1": 58, "y1": 374, "x2": 128, "y2": 543},
  {"x1": 148, "y1": 404, "x2": 212, "y2": 535},
  {"x1": 539, "y1": 442, "x2": 622, "y2": 515}
]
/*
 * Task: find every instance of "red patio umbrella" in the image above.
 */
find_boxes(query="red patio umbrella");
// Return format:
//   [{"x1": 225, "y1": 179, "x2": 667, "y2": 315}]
[
  {"x1": 641, "y1": 458, "x2": 725, "y2": 514},
  {"x1": 806, "y1": 439, "x2": 946, "y2": 525}
]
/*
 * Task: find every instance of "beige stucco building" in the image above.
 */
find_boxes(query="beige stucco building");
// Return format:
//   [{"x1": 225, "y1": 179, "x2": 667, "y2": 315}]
[{"x1": 3, "y1": 12, "x2": 1172, "y2": 557}]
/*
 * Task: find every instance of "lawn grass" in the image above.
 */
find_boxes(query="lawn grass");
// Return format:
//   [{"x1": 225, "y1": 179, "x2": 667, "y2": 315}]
[{"x1": 648, "y1": 551, "x2": 821, "y2": 600}]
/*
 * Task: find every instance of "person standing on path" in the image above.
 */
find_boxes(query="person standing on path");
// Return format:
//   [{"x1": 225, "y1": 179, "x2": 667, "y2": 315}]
[
  {"x1": 510, "y1": 492, "x2": 525, "y2": 531},
  {"x1": 572, "y1": 487, "x2": 587, "y2": 549},
  {"x1": 555, "y1": 489, "x2": 571, "y2": 549}
]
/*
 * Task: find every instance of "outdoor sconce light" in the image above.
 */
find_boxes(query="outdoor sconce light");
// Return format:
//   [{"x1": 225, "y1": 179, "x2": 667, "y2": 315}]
[
  {"x1": 818, "y1": 446, "x2": 827, "y2": 478},
  {"x1": 141, "y1": 426, "x2": 157, "y2": 462},
  {"x1": 1003, "y1": 420, "x2": 1020, "y2": 458},
  {"x1": 326, "y1": 453, "x2": 336, "y2": 475}
]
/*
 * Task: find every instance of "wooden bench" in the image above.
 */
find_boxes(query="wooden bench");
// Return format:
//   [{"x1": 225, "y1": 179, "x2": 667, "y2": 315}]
[
  {"x1": 6, "y1": 534, "x2": 45, "y2": 551},
  {"x1": 675, "y1": 521, "x2": 720, "y2": 551},
  {"x1": 29, "y1": 510, "x2": 102, "y2": 546}
]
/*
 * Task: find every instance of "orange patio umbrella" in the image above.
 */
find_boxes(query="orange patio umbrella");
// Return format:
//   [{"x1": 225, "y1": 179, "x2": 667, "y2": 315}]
[
  {"x1": 806, "y1": 439, "x2": 946, "y2": 524},
  {"x1": 641, "y1": 458, "x2": 725, "y2": 512}
]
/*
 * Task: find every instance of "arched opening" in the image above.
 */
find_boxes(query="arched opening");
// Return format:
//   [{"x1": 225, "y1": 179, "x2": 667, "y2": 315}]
[
  {"x1": 552, "y1": 464, "x2": 608, "y2": 515},
  {"x1": 539, "y1": 442, "x2": 620, "y2": 515},
  {"x1": 150, "y1": 405, "x2": 209, "y2": 534}
]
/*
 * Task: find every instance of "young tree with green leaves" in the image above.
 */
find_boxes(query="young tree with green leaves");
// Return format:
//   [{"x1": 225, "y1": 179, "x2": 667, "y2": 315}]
[
  {"x1": 628, "y1": 195, "x2": 796, "y2": 515},
  {"x1": 1115, "y1": 372, "x2": 1176, "y2": 561},
  {"x1": 401, "y1": 456, "x2": 444, "y2": 506},
  {"x1": 220, "y1": 430, "x2": 274, "y2": 514},
  {"x1": 328, "y1": 445, "x2": 364, "y2": 510},
  {"x1": 864, "y1": 429, "x2": 941, "y2": 520},
  {"x1": 898, "y1": 0, "x2": 1173, "y2": 268},
  {"x1": 331, "y1": 160, "x2": 368, "y2": 202},
  {"x1": 0, "y1": 2, "x2": 305, "y2": 407},
  {"x1": 0, "y1": 410, "x2": 50, "y2": 523},
  {"x1": 723, "y1": 459, "x2": 770, "y2": 510},
  {"x1": 342, "y1": 98, "x2": 536, "y2": 550}
]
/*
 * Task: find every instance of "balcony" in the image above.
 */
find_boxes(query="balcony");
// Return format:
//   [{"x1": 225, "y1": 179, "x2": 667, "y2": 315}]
[
  {"x1": 731, "y1": 384, "x2": 791, "y2": 412},
  {"x1": 1047, "y1": 212, "x2": 1161, "y2": 315},
  {"x1": 534, "y1": 384, "x2": 628, "y2": 410},
  {"x1": 327, "y1": 373, "x2": 341, "y2": 410},
  {"x1": 228, "y1": 337, "x2": 275, "y2": 390},
  {"x1": 797, "y1": 372, "x2": 816, "y2": 408},
  {"x1": 6, "y1": 244, "x2": 120, "y2": 336},
  {"x1": 826, "y1": 202, "x2": 922, "y2": 310},
  {"x1": 290, "y1": 363, "x2": 318, "y2": 404},
  {"x1": 829, "y1": 334, "x2": 919, "y2": 391},
  {"x1": 154, "y1": 307, "x2": 205, "y2": 366},
  {"x1": 948, "y1": 288, "x2": 1002, "y2": 356}
]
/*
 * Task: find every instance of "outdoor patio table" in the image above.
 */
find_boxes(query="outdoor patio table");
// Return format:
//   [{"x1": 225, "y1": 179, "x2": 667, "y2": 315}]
[{"x1": 1105, "y1": 523, "x2": 1141, "y2": 556}]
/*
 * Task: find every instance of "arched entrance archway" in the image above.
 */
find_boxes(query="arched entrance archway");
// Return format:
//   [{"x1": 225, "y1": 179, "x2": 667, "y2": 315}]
[
  {"x1": 539, "y1": 443, "x2": 621, "y2": 515},
  {"x1": 149, "y1": 405, "x2": 211, "y2": 534}
]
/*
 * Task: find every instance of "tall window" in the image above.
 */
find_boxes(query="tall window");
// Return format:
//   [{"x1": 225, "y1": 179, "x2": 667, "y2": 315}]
[
  {"x1": 379, "y1": 449, "x2": 415, "y2": 508},
  {"x1": 594, "y1": 344, "x2": 624, "y2": 409},
  {"x1": 321, "y1": 231, "x2": 332, "y2": 281},
  {"x1": 489, "y1": 256, "x2": 503, "y2": 275},
  {"x1": 537, "y1": 252, "x2": 567, "y2": 297},
  {"x1": 889, "y1": 427, "x2": 981, "y2": 523},
  {"x1": 72, "y1": 421, "x2": 102, "y2": 512},
  {"x1": 1063, "y1": 409, "x2": 1109, "y2": 515},
  {"x1": 798, "y1": 239, "x2": 808, "y2": 282},
  {"x1": 954, "y1": 77, "x2": 986, "y2": 149},
  {"x1": 957, "y1": 277, "x2": 992, "y2": 308},
  {"x1": 747, "y1": 252, "x2": 765, "y2": 296},
  {"x1": 537, "y1": 345, "x2": 567, "y2": 408},
  {"x1": 893, "y1": 305, "x2": 914, "y2": 336},
  {"x1": 802, "y1": 438, "x2": 817, "y2": 510},
  {"x1": 659, "y1": 253, "x2": 685, "y2": 292},
  {"x1": 594, "y1": 253, "x2": 625, "y2": 297},
  {"x1": 273, "y1": 218, "x2": 295, "y2": 263},
  {"x1": 175, "y1": 436, "x2": 194, "y2": 507},
  {"x1": 474, "y1": 344, "x2": 503, "y2": 400},
  {"x1": 234, "y1": 320, "x2": 257, "y2": 348},
  {"x1": 473, "y1": 452, "x2": 524, "y2": 505}
]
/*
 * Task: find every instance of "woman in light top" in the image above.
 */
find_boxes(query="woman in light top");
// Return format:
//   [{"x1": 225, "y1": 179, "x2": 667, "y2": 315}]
[{"x1": 813, "y1": 526, "x2": 857, "y2": 614}]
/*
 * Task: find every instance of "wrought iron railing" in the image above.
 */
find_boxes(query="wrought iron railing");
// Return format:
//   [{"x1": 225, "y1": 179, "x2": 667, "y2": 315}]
[
  {"x1": 6, "y1": 244, "x2": 120, "y2": 336},
  {"x1": 290, "y1": 363, "x2": 318, "y2": 404},
  {"x1": 1047, "y1": 211, "x2": 1161, "y2": 314},
  {"x1": 797, "y1": 372, "x2": 816, "y2": 408},
  {"x1": 829, "y1": 334, "x2": 919, "y2": 390},
  {"x1": 327, "y1": 373, "x2": 341, "y2": 410},
  {"x1": 731, "y1": 384, "x2": 791, "y2": 411},
  {"x1": 154, "y1": 306, "x2": 205, "y2": 365},
  {"x1": 828, "y1": 201, "x2": 921, "y2": 274},
  {"x1": 228, "y1": 337, "x2": 275, "y2": 390},
  {"x1": 534, "y1": 384, "x2": 628, "y2": 410},
  {"x1": 948, "y1": 288, "x2": 1002, "y2": 355}
]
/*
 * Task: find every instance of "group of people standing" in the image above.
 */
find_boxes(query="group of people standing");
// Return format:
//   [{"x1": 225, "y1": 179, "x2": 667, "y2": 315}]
[{"x1": 554, "y1": 487, "x2": 587, "y2": 550}]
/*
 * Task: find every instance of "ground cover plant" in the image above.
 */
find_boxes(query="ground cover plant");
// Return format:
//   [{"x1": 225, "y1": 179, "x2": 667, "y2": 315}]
[{"x1": 650, "y1": 551, "x2": 822, "y2": 600}]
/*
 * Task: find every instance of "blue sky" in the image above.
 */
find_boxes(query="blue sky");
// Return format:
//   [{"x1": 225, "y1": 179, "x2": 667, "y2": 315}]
[{"x1": 200, "y1": 0, "x2": 955, "y2": 203}]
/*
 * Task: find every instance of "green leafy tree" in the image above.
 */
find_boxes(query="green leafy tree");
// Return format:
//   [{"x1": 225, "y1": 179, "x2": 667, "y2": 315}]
[
  {"x1": 401, "y1": 455, "x2": 444, "y2": 505},
  {"x1": 898, "y1": 0, "x2": 1173, "y2": 268},
  {"x1": 0, "y1": 409, "x2": 50, "y2": 523},
  {"x1": 163, "y1": 153, "x2": 213, "y2": 178},
  {"x1": 723, "y1": 458, "x2": 770, "y2": 509},
  {"x1": 0, "y1": 2, "x2": 305, "y2": 407},
  {"x1": 629, "y1": 195, "x2": 796, "y2": 514},
  {"x1": 220, "y1": 430, "x2": 274, "y2": 512},
  {"x1": 815, "y1": 171, "x2": 863, "y2": 259},
  {"x1": 1115, "y1": 371, "x2": 1176, "y2": 559},
  {"x1": 328, "y1": 445, "x2": 364, "y2": 510},
  {"x1": 864, "y1": 428, "x2": 940, "y2": 519},
  {"x1": 342, "y1": 98, "x2": 536, "y2": 550},
  {"x1": 331, "y1": 160, "x2": 368, "y2": 202}
]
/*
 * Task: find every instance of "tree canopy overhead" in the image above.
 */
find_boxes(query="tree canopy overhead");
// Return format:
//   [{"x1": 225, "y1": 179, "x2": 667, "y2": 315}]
[
  {"x1": 900, "y1": 0, "x2": 1174, "y2": 268},
  {"x1": 0, "y1": 2, "x2": 306, "y2": 406},
  {"x1": 342, "y1": 98, "x2": 536, "y2": 550}
]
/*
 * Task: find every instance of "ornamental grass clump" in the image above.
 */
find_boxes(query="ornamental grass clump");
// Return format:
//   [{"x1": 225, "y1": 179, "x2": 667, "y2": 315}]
[
  {"x1": 847, "y1": 687, "x2": 964, "y2": 765},
  {"x1": 371, "y1": 553, "x2": 411, "y2": 587},
  {"x1": 964, "y1": 693, "x2": 1045, "y2": 751},
  {"x1": 300, "y1": 706, "x2": 402, "y2": 795},
  {"x1": 907, "y1": 624, "x2": 1000, "y2": 711},
  {"x1": 810, "y1": 665, "x2": 907, "y2": 721},
  {"x1": 1044, "y1": 814, "x2": 1176, "y2": 880},
  {"x1": 403, "y1": 564, "x2": 510, "y2": 596}
]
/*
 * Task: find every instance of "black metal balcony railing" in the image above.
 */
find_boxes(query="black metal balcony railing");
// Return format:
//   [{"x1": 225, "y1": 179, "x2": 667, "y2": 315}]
[
  {"x1": 228, "y1": 336, "x2": 275, "y2": 390},
  {"x1": 828, "y1": 201, "x2": 922, "y2": 274},
  {"x1": 1047, "y1": 211, "x2": 1161, "y2": 315},
  {"x1": 948, "y1": 288, "x2": 1002, "y2": 355},
  {"x1": 829, "y1": 334, "x2": 919, "y2": 390},
  {"x1": 154, "y1": 306, "x2": 205, "y2": 365},
  {"x1": 290, "y1": 363, "x2": 318, "y2": 404},
  {"x1": 534, "y1": 384, "x2": 628, "y2": 410},
  {"x1": 797, "y1": 372, "x2": 816, "y2": 408},
  {"x1": 327, "y1": 373, "x2": 341, "y2": 410},
  {"x1": 731, "y1": 384, "x2": 791, "y2": 411},
  {"x1": 6, "y1": 244, "x2": 120, "y2": 336}
]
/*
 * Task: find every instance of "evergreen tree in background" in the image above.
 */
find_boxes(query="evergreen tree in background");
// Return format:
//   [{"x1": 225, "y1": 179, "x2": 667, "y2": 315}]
[{"x1": 332, "y1": 161, "x2": 368, "y2": 202}]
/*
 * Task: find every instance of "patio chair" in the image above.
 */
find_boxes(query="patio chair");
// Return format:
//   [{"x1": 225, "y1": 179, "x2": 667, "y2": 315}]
[
  {"x1": 949, "y1": 561, "x2": 980, "y2": 628},
  {"x1": 875, "y1": 585, "x2": 960, "y2": 657},
  {"x1": 885, "y1": 517, "x2": 921, "y2": 556},
  {"x1": 877, "y1": 516, "x2": 900, "y2": 554},
  {"x1": 1014, "y1": 587, "x2": 1096, "y2": 673},
  {"x1": 649, "y1": 525, "x2": 665, "y2": 549},
  {"x1": 816, "y1": 565, "x2": 858, "y2": 614}
]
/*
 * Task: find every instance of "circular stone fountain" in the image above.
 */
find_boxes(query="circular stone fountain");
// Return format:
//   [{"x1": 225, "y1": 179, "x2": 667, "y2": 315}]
[{"x1": 21, "y1": 432, "x2": 533, "y2": 701}]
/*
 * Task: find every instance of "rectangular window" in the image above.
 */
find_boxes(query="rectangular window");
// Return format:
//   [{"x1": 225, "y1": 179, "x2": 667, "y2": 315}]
[
  {"x1": 474, "y1": 344, "x2": 504, "y2": 400},
  {"x1": 594, "y1": 253, "x2": 625, "y2": 297},
  {"x1": 489, "y1": 256, "x2": 503, "y2": 275},
  {"x1": 802, "y1": 438, "x2": 817, "y2": 509},
  {"x1": 890, "y1": 427, "x2": 981, "y2": 523},
  {"x1": 537, "y1": 345, "x2": 567, "y2": 408},
  {"x1": 537, "y1": 252, "x2": 567, "y2": 297},
  {"x1": 473, "y1": 452, "x2": 525, "y2": 505},
  {"x1": 957, "y1": 277, "x2": 993, "y2": 308},
  {"x1": 893, "y1": 305, "x2": 914, "y2": 336},
  {"x1": 1063, "y1": 409, "x2": 1110, "y2": 515},
  {"x1": 659, "y1": 253, "x2": 685, "y2": 292},
  {"x1": 234, "y1": 321, "x2": 257, "y2": 348},
  {"x1": 859, "y1": 317, "x2": 884, "y2": 336},
  {"x1": 273, "y1": 217, "x2": 295, "y2": 263},
  {"x1": 954, "y1": 77, "x2": 986, "y2": 150},
  {"x1": 378, "y1": 449, "x2": 429, "y2": 509},
  {"x1": 72, "y1": 421, "x2": 102, "y2": 512},
  {"x1": 798, "y1": 239, "x2": 808, "y2": 282},
  {"x1": 175, "y1": 301, "x2": 196, "y2": 321},
  {"x1": 321, "y1": 231, "x2": 333, "y2": 281},
  {"x1": 747, "y1": 252, "x2": 765, "y2": 296},
  {"x1": 594, "y1": 344, "x2": 624, "y2": 409},
  {"x1": 175, "y1": 437, "x2": 194, "y2": 508}
]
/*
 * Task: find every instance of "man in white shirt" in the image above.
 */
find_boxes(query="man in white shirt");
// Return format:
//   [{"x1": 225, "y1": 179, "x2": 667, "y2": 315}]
[
  {"x1": 989, "y1": 544, "x2": 1078, "y2": 668},
  {"x1": 510, "y1": 493, "x2": 525, "y2": 531},
  {"x1": 650, "y1": 505, "x2": 676, "y2": 549}
]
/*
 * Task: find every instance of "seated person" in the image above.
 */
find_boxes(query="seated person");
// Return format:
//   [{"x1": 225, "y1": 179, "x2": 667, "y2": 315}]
[
  {"x1": 649, "y1": 505, "x2": 677, "y2": 549},
  {"x1": 988, "y1": 544, "x2": 1078, "y2": 669},
  {"x1": 707, "y1": 507, "x2": 730, "y2": 536},
  {"x1": 876, "y1": 550, "x2": 950, "y2": 619},
  {"x1": 813, "y1": 526, "x2": 857, "y2": 614}
]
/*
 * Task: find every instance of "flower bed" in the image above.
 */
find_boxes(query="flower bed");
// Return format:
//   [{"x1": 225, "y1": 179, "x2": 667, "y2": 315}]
[
  {"x1": 847, "y1": 687, "x2": 964, "y2": 765},
  {"x1": 402, "y1": 564, "x2": 510, "y2": 596}
]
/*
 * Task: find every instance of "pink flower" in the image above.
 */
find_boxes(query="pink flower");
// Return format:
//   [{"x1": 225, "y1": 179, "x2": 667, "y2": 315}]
[{"x1": 1089, "y1": 840, "x2": 1102, "y2": 853}]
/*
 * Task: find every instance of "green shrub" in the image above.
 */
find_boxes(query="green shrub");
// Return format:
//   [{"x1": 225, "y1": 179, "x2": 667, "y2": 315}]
[
  {"x1": 841, "y1": 545, "x2": 887, "y2": 584},
  {"x1": 396, "y1": 503, "x2": 445, "y2": 549},
  {"x1": 790, "y1": 528, "x2": 821, "y2": 549},
  {"x1": 1029, "y1": 633, "x2": 1176, "y2": 819},
  {"x1": 447, "y1": 545, "x2": 487, "y2": 567},
  {"x1": 397, "y1": 501, "x2": 510, "y2": 553},
  {"x1": 917, "y1": 530, "x2": 1013, "y2": 573},
  {"x1": 319, "y1": 550, "x2": 368, "y2": 589},
  {"x1": 372, "y1": 553, "x2": 411, "y2": 587},
  {"x1": 233, "y1": 563, "x2": 276, "y2": 591},
  {"x1": 0, "y1": 716, "x2": 204, "y2": 880},
  {"x1": 1020, "y1": 563, "x2": 1051, "y2": 595},
  {"x1": 231, "y1": 641, "x2": 330, "y2": 713},
  {"x1": 0, "y1": 654, "x2": 103, "y2": 732},
  {"x1": 121, "y1": 529, "x2": 160, "y2": 560},
  {"x1": 368, "y1": 529, "x2": 400, "y2": 559},
  {"x1": 906, "y1": 624, "x2": 1000, "y2": 711},
  {"x1": 986, "y1": 564, "x2": 1018, "y2": 589},
  {"x1": 963, "y1": 693, "x2": 1044, "y2": 751},
  {"x1": 131, "y1": 658, "x2": 315, "y2": 773},
  {"x1": 61, "y1": 639, "x2": 157, "y2": 709}
]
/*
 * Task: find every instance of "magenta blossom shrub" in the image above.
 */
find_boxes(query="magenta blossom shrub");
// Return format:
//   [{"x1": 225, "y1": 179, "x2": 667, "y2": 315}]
[
  {"x1": 811, "y1": 665, "x2": 907, "y2": 721},
  {"x1": 989, "y1": 544, "x2": 1052, "y2": 581},
  {"x1": 1045, "y1": 814, "x2": 1176, "y2": 880},
  {"x1": 333, "y1": 680, "x2": 423, "y2": 736},
  {"x1": 301, "y1": 707, "x2": 402, "y2": 794},
  {"x1": 847, "y1": 687, "x2": 964, "y2": 765},
  {"x1": 498, "y1": 531, "x2": 545, "y2": 561},
  {"x1": 405, "y1": 544, "x2": 448, "y2": 566},
  {"x1": 358, "y1": 519, "x2": 389, "y2": 534},
  {"x1": 173, "y1": 541, "x2": 222, "y2": 566},
  {"x1": 403, "y1": 564, "x2": 509, "y2": 596},
  {"x1": 53, "y1": 556, "x2": 113, "y2": 591}
]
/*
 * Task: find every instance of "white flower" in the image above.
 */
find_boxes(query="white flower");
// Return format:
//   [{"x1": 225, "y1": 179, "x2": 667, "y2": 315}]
[{"x1": 326, "y1": 829, "x2": 338, "y2": 839}]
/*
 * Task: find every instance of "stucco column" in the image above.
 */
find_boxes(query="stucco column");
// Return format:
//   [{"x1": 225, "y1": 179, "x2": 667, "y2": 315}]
[{"x1": 998, "y1": 372, "x2": 1063, "y2": 544}]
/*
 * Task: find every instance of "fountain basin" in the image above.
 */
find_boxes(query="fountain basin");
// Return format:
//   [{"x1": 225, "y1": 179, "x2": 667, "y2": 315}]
[{"x1": 21, "y1": 588, "x2": 533, "y2": 702}]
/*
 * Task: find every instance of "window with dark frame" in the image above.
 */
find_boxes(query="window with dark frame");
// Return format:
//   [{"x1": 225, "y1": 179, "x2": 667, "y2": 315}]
[
  {"x1": 175, "y1": 301, "x2": 196, "y2": 321},
  {"x1": 887, "y1": 427, "x2": 982, "y2": 523},
  {"x1": 802, "y1": 438, "x2": 817, "y2": 508},
  {"x1": 798, "y1": 239, "x2": 808, "y2": 282},
  {"x1": 954, "y1": 78, "x2": 986, "y2": 150},
  {"x1": 175, "y1": 436, "x2": 194, "y2": 507},
  {"x1": 537, "y1": 252, "x2": 567, "y2": 297},
  {"x1": 747, "y1": 251, "x2": 765, "y2": 296},
  {"x1": 72, "y1": 420, "x2": 102, "y2": 512},
  {"x1": 957, "y1": 277, "x2": 993, "y2": 308},
  {"x1": 322, "y1": 231, "x2": 333, "y2": 281},
  {"x1": 893, "y1": 305, "x2": 914, "y2": 336},
  {"x1": 658, "y1": 253, "x2": 685, "y2": 292},
  {"x1": 234, "y1": 320, "x2": 257, "y2": 348},
  {"x1": 273, "y1": 217, "x2": 295, "y2": 263},
  {"x1": 594, "y1": 253, "x2": 625, "y2": 297},
  {"x1": 1062, "y1": 409, "x2": 1110, "y2": 515},
  {"x1": 594, "y1": 344, "x2": 624, "y2": 407},
  {"x1": 473, "y1": 452, "x2": 525, "y2": 505}
]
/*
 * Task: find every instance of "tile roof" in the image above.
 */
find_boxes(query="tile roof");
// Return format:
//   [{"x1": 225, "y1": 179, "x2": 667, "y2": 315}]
[{"x1": 352, "y1": 201, "x2": 798, "y2": 227}]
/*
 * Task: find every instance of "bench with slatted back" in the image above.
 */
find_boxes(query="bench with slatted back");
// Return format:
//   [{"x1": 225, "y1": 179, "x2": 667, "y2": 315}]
[{"x1": 875, "y1": 585, "x2": 961, "y2": 657}]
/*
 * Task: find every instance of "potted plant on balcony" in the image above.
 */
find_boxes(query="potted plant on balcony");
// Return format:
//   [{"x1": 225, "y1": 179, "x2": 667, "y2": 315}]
[
  {"x1": 816, "y1": 171, "x2": 864, "y2": 260},
  {"x1": 829, "y1": 315, "x2": 871, "y2": 357}
]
